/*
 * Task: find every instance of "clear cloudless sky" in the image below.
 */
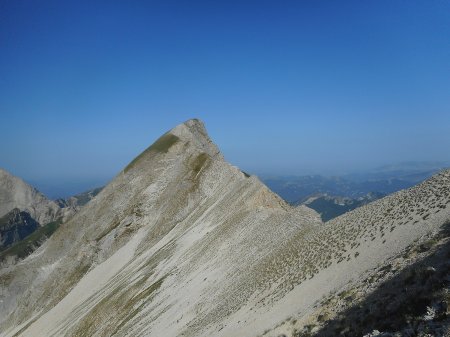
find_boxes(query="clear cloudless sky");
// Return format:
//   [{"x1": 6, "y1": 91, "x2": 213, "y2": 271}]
[{"x1": 1, "y1": 0, "x2": 449, "y2": 197}]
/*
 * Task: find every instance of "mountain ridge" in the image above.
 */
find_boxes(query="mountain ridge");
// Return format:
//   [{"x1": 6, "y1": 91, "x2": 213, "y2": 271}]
[
  {"x1": 0, "y1": 119, "x2": 301, "y2": 336},
  {"x1": 0, "y1": 119, "x2": 449, "y2": 337},
  {"x1": 0, "y1": 169, "x2": 76, "y2": 255},
  {"x1": 0, "y1": 169, "x2": 62, "y2": 225}
]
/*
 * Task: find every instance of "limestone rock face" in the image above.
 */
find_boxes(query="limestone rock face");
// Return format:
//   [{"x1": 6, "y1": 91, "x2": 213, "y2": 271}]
[
  {"x1": 0, "y1": 209, "x2": 40, "y2": 249},
  {"x1": 0, "y1": 119, "x2": 449, "y2": 337},
  {"x1": 0, "y1": 169, "x2": 61, "y2": 225}
]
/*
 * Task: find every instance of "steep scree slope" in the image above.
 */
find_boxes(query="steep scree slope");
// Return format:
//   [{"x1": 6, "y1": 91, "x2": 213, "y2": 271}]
[{"x1": 0, "y1": 119, "x2": 449, "y2": 337}]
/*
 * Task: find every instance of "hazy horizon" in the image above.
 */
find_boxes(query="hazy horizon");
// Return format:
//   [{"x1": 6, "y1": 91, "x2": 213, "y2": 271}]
[
  {"x1": 1, "y1": 1, "x2": 449, "y2": 197},
  {"x1": 2, "y1": 157, "x2": 448, "y2": 199}
]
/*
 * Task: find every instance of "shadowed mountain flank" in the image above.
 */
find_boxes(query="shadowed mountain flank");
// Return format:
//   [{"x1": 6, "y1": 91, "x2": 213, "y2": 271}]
[{"x1": 0, "y1": 209, "x2": 39, "y2": 250}]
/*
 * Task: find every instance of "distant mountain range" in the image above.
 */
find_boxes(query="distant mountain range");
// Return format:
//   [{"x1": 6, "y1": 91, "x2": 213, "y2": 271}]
[
  {"x1": 262, "y1": 162, "x2": 448, "y2": 221},
  {"x1": 263, "y1": 163, "x2": 447, "y2": 203},
  {"x1": 300, "y1": 192, "x2": 385, "y2": 222},
  {"x1": 56, "y1": 187, "x2": 103, "y2": 209}
]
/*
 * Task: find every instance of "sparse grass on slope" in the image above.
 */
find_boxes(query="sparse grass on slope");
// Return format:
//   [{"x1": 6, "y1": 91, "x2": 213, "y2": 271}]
[
  {"x1": 304, "y1": 220, "x2": 450, "y2": 337},
  {"x1": 220, "y1": 171, "x2": 450, "y2": 316},
  {"x1": 124, "y1": 133, "x2": 180, "y2": 173},
  {"x1": 191, "y1": 153, "x2": 209, "y2": 175}
]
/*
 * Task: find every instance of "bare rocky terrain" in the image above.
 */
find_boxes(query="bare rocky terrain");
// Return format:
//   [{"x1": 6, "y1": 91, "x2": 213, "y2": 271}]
[
  {"x1": 0, "y1": 169, "x2": 62, "y2": 225},
  {"x1": 0, "y1": 119, "x2": 449, "y2": 337},
  {"x1": 56, "y1": 187, "x2": 104, "y2": 210},
  {"x1": 0, "y1": 170, "x2": 76, "y2": 256},
  {"x1": 0, "y1": 209, "x2": 40, "y2": 250}
]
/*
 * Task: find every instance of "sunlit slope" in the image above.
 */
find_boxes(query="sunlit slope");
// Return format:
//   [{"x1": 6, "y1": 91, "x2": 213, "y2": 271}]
[{"x1": 1, "y1": 119, "x2": 449, "y2": 337}]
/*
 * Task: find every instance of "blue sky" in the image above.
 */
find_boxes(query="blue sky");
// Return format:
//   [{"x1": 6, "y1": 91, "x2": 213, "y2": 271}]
[{"x1": 1, "y1": 0, "x2": 449, "y2": 197}]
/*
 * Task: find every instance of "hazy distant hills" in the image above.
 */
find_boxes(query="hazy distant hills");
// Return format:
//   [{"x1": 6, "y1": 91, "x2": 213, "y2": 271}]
[
  {"x1": 300, "y1": 192, "x2": 385, "y2": 222},
  {"x1": 262, "y1": 163, "x2": 448, "y2": 221},
  {"x1": 56, "y1": 187, "x2": 104, "y2": 209},
  {"x1": 1, "y1": 119, "x2": 449, "y2": 337},
  {"x1": 262, "y1": 174, "x2": 404, "y2": 204},
  {"x1": 263, "y1": 162, "x2": 447, "y2": 205}
]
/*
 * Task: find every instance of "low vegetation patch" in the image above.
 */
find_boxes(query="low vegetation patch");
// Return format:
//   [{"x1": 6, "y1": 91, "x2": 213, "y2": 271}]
[
  {"x1": 309, "y1": 221, "x2": 450, "y2": 337},
  {"x1": 124, "y1": 133, "x2": 179, "y2": 173},
  {"x1": 191, "y1": 152, "x2": 209, "y2": 175}
]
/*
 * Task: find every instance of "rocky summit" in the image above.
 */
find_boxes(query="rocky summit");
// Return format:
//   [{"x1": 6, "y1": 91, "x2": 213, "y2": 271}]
[
  {"x1": 0, "y1": 169, "x2": 75, "y2": 254},
  {"x1": 0, "y1": 169, "x2": 62, "y2": 225},
  {"x1": 0, "y1": 119, "x2": 449, "y2": 337}
]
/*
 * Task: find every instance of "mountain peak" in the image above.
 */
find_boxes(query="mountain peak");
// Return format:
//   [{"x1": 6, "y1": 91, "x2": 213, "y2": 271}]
[
  {"x1": 168, "y1": 118, "x2": 222, "y2": 158},
  {"x1": 0, "y1": 168, "x2": 61, "y2": 225},
  {"x1": 2, "y1": 123, "x2": 450, "y2": 337},
  {"x1": 124, "y1": 119, "x2": 222, "y2": 174},
  {"x1": 178, "y1": 118, "x2": 205, "y2": 131}
]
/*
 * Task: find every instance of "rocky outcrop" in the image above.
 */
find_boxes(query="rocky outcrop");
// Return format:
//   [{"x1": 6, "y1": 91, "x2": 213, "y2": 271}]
[
  {"x1": 0, "y1": 169, "x2": 62, "y2": 225},
  {"x1": 0, "y1": 209, "x2": 39, "y2": 250},
  {"x1": 56, "y1": 186, "x2": 104, "y2": 210},
  {"x1": 0, "y1": 170, "x2": 80, "y2": 260}
]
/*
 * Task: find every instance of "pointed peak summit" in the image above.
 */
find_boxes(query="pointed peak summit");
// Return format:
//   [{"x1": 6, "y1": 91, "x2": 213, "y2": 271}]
[
  {"x1": 181, "y1": 118, "x2": 206, "y2": 131},
  {"x1": 167, "y1": 118, "x2": 222, "y2": 158},
  {"x1": 169, "y1": 118, "x2": 208, "y2": 141},
  {"x1": 124, "y1": 119, "x2": 223, "y2": 173}
]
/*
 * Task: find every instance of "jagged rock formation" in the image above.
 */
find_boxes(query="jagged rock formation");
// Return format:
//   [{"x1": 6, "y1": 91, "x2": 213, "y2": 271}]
[
  {"x1": 0, "y1": 169, "x2": 78, "y2": 259},
  {"x1": 0, "y1": 209, "x2": 39, "y2": 249},
  {"x1": 56, "y1": 186, "x2": 104, "y2": 209},
  {"x1": 0, "y1": 119, "x2": 449, "y2": 337},
  {"x1": 0, "y1": 169, "x2": 62, "y2": 225}
]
